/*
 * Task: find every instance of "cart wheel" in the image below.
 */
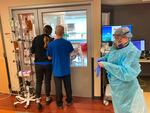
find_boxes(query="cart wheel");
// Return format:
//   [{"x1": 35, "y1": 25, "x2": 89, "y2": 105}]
[
  {"x1": 24, "y1": 105, "x2": 28, "y2": 109},
  {"x1": 103, "y1": 100, "x2": 109, "y2": 106},
  {"x1": 14, "y1": 104, "x2": 17, "y2": 108}
]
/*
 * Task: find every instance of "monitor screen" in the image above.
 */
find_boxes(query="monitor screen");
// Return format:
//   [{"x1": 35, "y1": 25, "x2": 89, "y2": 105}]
[
  {"x1": 131, "y1": 40, "x2": 145, "y2": 51},
  {"x1": 102, "y1": 25, "x2": 132, "y2": 42}
]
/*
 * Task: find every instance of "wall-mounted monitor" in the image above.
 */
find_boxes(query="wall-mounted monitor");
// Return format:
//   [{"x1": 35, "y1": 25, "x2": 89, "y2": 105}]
[
  {"x1": 102, "y1": 25, "x2": 132, "y2": 42},
  {"x1": 131, "y1": 40, "x2": 145, "y2": 51}
]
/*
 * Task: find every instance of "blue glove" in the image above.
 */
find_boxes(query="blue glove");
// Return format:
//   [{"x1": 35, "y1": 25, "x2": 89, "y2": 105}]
[
  {"x1": 96, "y1": 65, "x2": 101, "y2": 77},
  {"x1": 107, "y1": 73, "x2": 111, "y2": 79},
  {"x1": 96, "y1": 58, "x2": 105, "y2": 62}
]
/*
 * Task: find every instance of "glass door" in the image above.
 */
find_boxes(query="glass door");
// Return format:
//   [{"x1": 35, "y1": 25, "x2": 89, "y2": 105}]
[
  {"x1": 12, "y1": 10, "x2": 39, "y2": 41},
  {"x1": 12, "y1": 9, "x2": 39, "y2": 69},
  {"x1": 12, "y1": 9, "x2": 39, "y2": 91},
  {"x1": 38, "y1": 5, "x2": 92, "y2": 97},
  {"x1": 11, "y1": 4, "x2": 92, "y2": 97}
]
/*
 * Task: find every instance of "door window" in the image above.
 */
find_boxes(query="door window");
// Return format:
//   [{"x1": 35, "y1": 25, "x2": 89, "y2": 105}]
[{"x1": 42, "y1": 11, "x2": 87, "y2": 67}]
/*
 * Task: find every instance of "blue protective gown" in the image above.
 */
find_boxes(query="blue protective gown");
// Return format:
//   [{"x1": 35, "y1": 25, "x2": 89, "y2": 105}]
[{"x1": 101, "y1": 42, "x2": 147, "y2": 113}]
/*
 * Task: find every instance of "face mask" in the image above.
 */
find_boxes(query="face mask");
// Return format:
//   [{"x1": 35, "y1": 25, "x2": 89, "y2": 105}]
[
  {"x1": 113, "y1": 42, "x2": 124, "y2": 49},
  {"x1": 113, "y1": 37, "x2": 122, "y2": 48},
  {"x1": 113, "y1": 39, "x2": 129, "y2": 49},
  {"x1": 117, "y1": 43, "x2": 125, "y2": 49}
]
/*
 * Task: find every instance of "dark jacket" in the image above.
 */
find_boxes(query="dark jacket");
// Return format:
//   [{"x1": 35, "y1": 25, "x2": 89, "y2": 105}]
[{"x1": 30, "y1": 34, "x2": 54, "y2": 62}]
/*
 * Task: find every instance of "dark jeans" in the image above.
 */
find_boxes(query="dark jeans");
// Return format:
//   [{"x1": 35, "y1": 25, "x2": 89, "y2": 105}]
[
  {"x1": 35, "y1": 64, "x2": 52, "y2": 98},
  {"x1": 54, "y1": 75, "x2": 72, "y2": 106}
]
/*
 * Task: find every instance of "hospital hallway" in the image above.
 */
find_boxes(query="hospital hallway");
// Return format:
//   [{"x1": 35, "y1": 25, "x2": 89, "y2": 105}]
[{"x1": 0, "y1": 93, "x2": 150, "y2": 113}]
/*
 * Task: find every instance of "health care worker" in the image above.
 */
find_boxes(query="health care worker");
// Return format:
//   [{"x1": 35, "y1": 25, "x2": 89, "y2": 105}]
[{"x1": 97, "y1": 27, "x2": 147, "y2": 113}]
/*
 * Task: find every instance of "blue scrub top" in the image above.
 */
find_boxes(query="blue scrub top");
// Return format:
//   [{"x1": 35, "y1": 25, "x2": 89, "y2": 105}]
[{"x1": 47, "y1": 38, "x2": 74, "y2": 77}]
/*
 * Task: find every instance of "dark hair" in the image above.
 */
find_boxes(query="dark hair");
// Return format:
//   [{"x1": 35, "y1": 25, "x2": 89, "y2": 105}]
[{"x1": 43, "y1": 25, "x2": 52, "y2": 35}]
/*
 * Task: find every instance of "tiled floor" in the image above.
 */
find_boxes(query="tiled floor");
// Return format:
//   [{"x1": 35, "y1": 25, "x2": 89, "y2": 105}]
[
  {"x1": 0, "y1": 93, "x2": 149, "y2": 113},
  {"x1": 0, "y1": 110, "x2": 31, "y2": 113},
  {"x1": 0, "y1": 109, "x2": 15, "y2": 113},
  {"x1": 0, "y1": 95, "x2": 114, "y2": 113}
]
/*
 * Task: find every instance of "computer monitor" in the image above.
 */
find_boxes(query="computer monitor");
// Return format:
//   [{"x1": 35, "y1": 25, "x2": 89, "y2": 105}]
[
  {"x1": 131, "y1": 40, "x2": 145, "y2": 51},
  {"x1": 102, "y1": 25, "x2": 132, "y2": 42}
]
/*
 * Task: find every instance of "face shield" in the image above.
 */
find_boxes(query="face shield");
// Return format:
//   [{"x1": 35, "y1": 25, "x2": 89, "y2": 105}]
[{"x1": 113, "y1": 27, "x2": 133, "y2": 49}]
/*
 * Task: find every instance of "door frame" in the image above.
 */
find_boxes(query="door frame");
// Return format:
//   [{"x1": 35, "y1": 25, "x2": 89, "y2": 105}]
[
  {"x1": 9, "y1": 1, "x2": 94, "y2": 97},
  {"x1": 10, "y1": 9, "x2": 40, "y2": 91},
  {"x1": 0, "y1": 16, "x2": 11, "y2": 93}
]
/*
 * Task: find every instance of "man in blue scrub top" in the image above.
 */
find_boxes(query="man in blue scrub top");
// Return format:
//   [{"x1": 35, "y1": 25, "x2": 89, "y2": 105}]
[{"x1": 47, "y1": 25, "x2": 74, "y2": 108}]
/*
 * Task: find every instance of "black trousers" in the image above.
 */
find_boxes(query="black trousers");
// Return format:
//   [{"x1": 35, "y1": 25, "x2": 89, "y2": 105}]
[
  {"x1": 35, "y1": 64, "x2": 52, "y2": 98},
  {"x1": 54, "y1": 75, "x2": 72, "y2": 106}
]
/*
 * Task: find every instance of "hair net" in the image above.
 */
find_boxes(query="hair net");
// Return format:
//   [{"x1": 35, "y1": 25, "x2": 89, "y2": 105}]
[{"x1": 113, "y1": 27, "x2": 133, "y2": 40}]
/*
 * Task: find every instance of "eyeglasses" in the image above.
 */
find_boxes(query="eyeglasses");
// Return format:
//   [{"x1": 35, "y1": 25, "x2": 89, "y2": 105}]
[{"x1": 113, "y1": 31, "x2": 129, "y2": 36}]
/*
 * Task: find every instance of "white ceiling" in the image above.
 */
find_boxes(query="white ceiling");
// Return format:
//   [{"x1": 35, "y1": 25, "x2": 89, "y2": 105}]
[{"x1": 102, "y1": 0, "x2": 150, "y2": 5}]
